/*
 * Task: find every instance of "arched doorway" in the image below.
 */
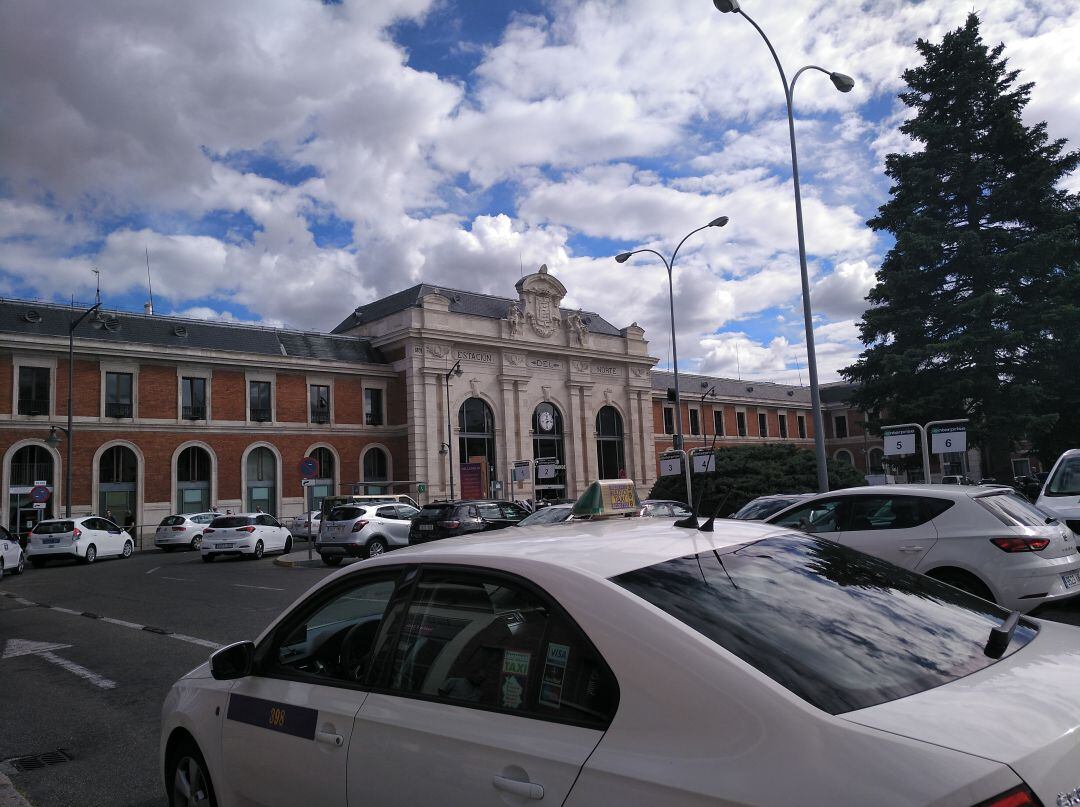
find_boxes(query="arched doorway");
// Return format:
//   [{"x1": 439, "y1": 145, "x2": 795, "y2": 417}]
[
  {"x1": 458, "y1": 397, "x2": 496, "y2": 498},
  {"x1": 309, "y1": 446, "x2": 336, "y2": 511},
  {"x1": 100, "y1": 445, "x2": 138, "y2": 527},
  {"x1": 176, "y1": 446, "x2": 212, "y2": 513},
  {"x1": 8, "y1": 444, "x2": 55, "y2": 538},
  {"x1": 595, "y1": 406, "x2": 626, "y2": 480},
  {"x1": 532, "y1": 402, "x2": 565, "y2": 501},
  {"x1": 245, "y1": 446, "x2": 278, "y2": 516},
  {"x1": 362, "y1": 447, "x2": 389, "y2": 493}
]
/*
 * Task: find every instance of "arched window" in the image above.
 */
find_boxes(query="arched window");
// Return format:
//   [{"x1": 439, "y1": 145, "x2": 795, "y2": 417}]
[
  {"x1": 595, "y1": 406, "x2": 626, "y2": 480},
  {"x1": 363, "y1": 447, "x2": 389, "y2": 485},
  {"x1": 835, "y1": 449, "x2": 854, "y2": 467},
  {"x1": 309, "y1": 447, "x2": 336, "y2": 511},
  {"x1": 458, "y1": 398, "x2": 496, "y2": 497},
  {"x1": 532, "y1": 402, "x2": 565, "y2": 501},
  {"x1": 246, "y1": 447, "x2": 277, "y2": 516},
  {"x1": 100, "y1": 445, "x2": 138, "y2": 526},
  {"x1": 176, "y1": 446, "x2": 212, "y2": 514},
  {"x1": 8, "y1": 444, "x2": 55, "y2": 536}
]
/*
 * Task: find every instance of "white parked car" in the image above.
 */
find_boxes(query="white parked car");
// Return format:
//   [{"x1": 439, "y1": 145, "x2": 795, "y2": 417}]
[
  {"x1": 766, "y1": 484, "x2": 1080, "y2": 612},
  {"x1": 0, "y1": 526, "x2": 25, "y2": 579},
  {"x1": 200, "y1": 514, "x2": 293, "y2": 562},
  {"x1": 730, "y1": 492, "x2": 815, "y2": 521},
  {"x1": 161, "y1": 517, "x2": 1080, "y2": 807},
  {"x1": 26, "y1": 516, "x2": 134, "y2": 567},
  {"x1": 315, "y1": 503, "x2": 418, "y2": 565},
  {"x1": 289, "y1": 511, "x2": 321, "y2": 540},
  {"x1": 155, "y1": 512, "x2": 216, "y2": 552},
  {"x1": 1036, "y1": 448, "x2": 1080, "y2": 536}
]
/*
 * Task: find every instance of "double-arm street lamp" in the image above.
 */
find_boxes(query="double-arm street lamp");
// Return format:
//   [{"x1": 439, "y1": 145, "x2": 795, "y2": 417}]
[
  {"x1": 713, "y1": 0, "x2": 855, "y2": 493},
  {"x1": 443, "y1": 360, "x2": 463, "y2": 500},
  {"x1": 45, "y1": 298, "x2": 103, "y2": 517},
  {"x1": 616, "y1": 216, "x2": 729, "y2": 506}
]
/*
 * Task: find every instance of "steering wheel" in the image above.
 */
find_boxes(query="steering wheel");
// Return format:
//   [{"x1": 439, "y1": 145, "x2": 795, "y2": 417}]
[{"x1": 338, "y1": 621, "x2": 380, "y2": 681}]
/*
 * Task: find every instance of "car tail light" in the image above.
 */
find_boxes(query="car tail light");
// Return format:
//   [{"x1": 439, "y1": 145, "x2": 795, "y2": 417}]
[
  {"x1": 236, "y1": 526, "x2": 256, "y2": 533},
  {"x1": 973, "y1": 783, "x2": 1040, "y2": 807},
  {"x1": 171, "y1": 526, "x2": 187, "y2": 532},
  {"x1": 991, "y1": 537, "x2": 1050, "y2": 552},
  {"x1": 72, "y1": 528, "x2": 81, "y2": 540},
  {"x1": 438, "y1": 520, "x2": 460, "y2": 529},
  {"x1": 350, "y1": 520, "x2": 369, "y2": 532},
  {"x1": 204, "y1": 528, "x2": 215, "y2": 534}
]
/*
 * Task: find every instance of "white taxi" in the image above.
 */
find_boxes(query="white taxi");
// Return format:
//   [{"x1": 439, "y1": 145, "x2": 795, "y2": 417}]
[
  {"x1": 0, "y1": 525, "x2": 25, "y2": 579},
  {"x1": 155, "y1": 512, "x2": 217, "y2": 552},
  {"x1": 161, "y1": 513, "x2": 1080, "y2": 806},
  {"x1": 200, "y1": 514, "x2": 292, "y2": 562},
  {"x1": 26, "y1": 516, "x2": 134, "y2": 566}
]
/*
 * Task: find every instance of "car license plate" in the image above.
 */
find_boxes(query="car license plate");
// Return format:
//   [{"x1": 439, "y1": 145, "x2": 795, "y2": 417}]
[
  {"x1": 1063, "y1": 571, "x2": 1080, "y2": 589},
  {"x1": 218, "y1": 543, "x2": 234, "y2": 549},
  {"x1": 43, "y1": 537, "x2": 59, "y2": 544},
  {"x1": 419, "y1": 524, "x2": 433, "y2": 531}
]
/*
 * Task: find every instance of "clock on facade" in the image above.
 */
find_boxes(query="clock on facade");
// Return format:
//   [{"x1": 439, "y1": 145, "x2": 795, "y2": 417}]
[{"x1": 538, "y1": 408, "x2": 555, "y2": 432}]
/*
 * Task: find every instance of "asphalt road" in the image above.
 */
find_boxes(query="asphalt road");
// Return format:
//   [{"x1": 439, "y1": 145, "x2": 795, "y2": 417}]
[
  {"x1": 0, "y1": 544, "x2": 336, "y2": 807},
  {"x1": 1, "y1": 543, "x2": 1079, "y2": 807}
]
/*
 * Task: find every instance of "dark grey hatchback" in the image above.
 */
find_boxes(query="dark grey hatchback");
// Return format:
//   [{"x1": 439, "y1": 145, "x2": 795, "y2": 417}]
[{"x1": 408, "y1": 500, "x2": 530, "y2": 544}]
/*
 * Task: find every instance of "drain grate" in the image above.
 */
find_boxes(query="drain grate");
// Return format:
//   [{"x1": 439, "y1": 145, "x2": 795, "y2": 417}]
[{"x1": 3, "y1": 748, "x2": 72, "y2": 773}]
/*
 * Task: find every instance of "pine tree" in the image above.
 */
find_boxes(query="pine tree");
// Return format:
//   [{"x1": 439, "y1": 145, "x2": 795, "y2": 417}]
[{"x1": 843, "y1": 13, "x2": 1080, "y2": 477}]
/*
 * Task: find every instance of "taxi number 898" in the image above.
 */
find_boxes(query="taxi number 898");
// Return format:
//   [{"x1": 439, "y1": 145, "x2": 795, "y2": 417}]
[{"x1": 268, "y1": 707, "x2": 286, "y2": 728}]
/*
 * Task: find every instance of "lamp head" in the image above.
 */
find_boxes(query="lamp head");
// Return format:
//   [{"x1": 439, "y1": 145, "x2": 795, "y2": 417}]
[
  {"x1": 45, "y1": 427, "x2": 61, "y2": 449},
  {"x1": 713, "y1": 0, "x2": 740, "y2": 11},
  {"x1": 708, "y1": 216, "x2": 729, "y2": 228},
  {"x1": 830, "y1": 72, "x2": 855, "y2": 93},
  {"x1": 439, "y1": 443, "x2": 448, "y2": 456},
  {"x1": 453, "y1": 364, "x2": 463, "y2": 377},
  {"x1": 614, "y1": 252, "x2": 632, "y2": 264}
]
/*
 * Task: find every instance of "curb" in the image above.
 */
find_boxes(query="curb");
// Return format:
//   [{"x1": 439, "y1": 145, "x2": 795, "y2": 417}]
[
  {"x1": 274, "y1": 551, "x2": 332, "y2": 569},
  {"x1": 0, "y1": 772, "x2": 32, "y2": 807}
]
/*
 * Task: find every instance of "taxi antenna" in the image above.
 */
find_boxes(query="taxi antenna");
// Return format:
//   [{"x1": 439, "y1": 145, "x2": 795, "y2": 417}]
[{"x1": 697, "y1": 488, "x2": 735, "y2": 533}]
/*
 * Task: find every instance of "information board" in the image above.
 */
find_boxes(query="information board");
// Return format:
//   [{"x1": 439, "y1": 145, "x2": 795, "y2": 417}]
[
  {"x1": 459, "y1": 462, "x2": 484, "y2": 500},
  {"x1": 536, "y1": 458, "x2": 558, "y2": 480},
  {"x1": 691, "y1": 451, "x2": 715, "y2": 474},
  {"x1": 883, "y1": 429, "x2": 916, "y2": 456},
  {"x1": 659, "y1": 450, "x2": 683, "y2": 477},
  {"x1": 511, "y1": 461, "x2": 531, "y2": 483},
  {"x1": 931, "y1": 426, "x2": 967, "y2": 454}
]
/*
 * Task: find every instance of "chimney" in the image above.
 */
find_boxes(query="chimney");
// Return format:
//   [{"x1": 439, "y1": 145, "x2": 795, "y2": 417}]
[{"x1": 144, "y1": 302, "x2": 153, "y2": 315}]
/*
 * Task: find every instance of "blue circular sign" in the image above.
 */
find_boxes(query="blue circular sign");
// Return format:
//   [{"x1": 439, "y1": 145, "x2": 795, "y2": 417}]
[
  {"x1": 30, "y1": 485, "x2": 51, "y2": 503},
  {"x1": 298, "y1": 457, "x2": 319, "y2": 479}
]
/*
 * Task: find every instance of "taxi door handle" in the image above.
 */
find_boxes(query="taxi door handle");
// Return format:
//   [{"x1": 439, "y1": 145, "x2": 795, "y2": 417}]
[
  {"x1": 493, "y1": 776, "x2": 544, "y2": 800},
  {"x1": 315, "y1": 730, "x2": 343, "y2": 747},
  {"x1": 899, "y1": 545, "x2": 923, "y2": 552}
]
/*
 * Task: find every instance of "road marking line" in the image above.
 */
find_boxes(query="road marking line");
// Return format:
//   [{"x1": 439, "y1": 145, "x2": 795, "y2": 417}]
[
  {"x1": 37, "y1": 650, "x2": 116, "y2": 690},
  {"x1": 12, "y1": 597, "x2": 36, "y2": 606},
  {"x1": 145, "y1": 566, "x2": 161, "y2": 574},
  {"x1": 232, "y1": 583, "x2": 284, "y2": 591},
  {"x1": 100, "y1": 617, "x2": 145, "y2": 630},
  {"x1": 170, "y1": 634, "x2": 222, "y2": 649},
  {"x1": 160, "y1": 576, "x2": 193, "y2": 582},
  {"x1": 51, "y1": 607, "x2": 83, "y2": 616}
]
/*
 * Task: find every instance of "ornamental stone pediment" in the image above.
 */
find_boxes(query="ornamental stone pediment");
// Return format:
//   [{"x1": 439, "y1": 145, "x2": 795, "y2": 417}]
[{"x1": 511, "y1": 264, "x2": 566, "y2": 340}]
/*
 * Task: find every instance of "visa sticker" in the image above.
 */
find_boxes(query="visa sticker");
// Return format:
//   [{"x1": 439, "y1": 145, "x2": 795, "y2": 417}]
[{"x1": 540, "y1": 643, "x2": 570, "y2": 708}]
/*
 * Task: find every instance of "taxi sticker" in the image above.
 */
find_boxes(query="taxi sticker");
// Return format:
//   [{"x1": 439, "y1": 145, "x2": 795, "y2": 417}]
[
  {"x1": 500, "y1": 650, "x2": 531, "y2": 710},
  {"x1": 540, "y1": 643, "x2": 570, "y2": 708},
  {"x1": 226, "y1": 693, "x2": 318, "y2": 740}
]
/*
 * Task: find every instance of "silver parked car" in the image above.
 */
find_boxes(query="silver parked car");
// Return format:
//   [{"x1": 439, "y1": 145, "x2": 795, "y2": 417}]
[
  {"x1": 289, "y1": 510, "x2": 322, "y2": 539},
  {"x1": 155, "y1": 512, "x2": 216, "y2": 551},
  {"x1": 315, "y1": 503, "x2": 419, "y2": 566}
]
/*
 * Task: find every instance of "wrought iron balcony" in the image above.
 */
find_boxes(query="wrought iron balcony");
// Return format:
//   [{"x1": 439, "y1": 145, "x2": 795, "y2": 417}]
[
  {"x1": 17, "y1": 399, "x2": 49, "y2": 416},
  {"x1": 250, "y1": 407, "x2": 272, "y2": 423},
  {"x1": 105, "y1": 402, "x2": 133, "y2": 418},
  {"x1": 182, "y1": 405, "x2": 206, "y2": 421},
  {"x1": 311, "y1": 407, "x2": 331, "y2": 424}
]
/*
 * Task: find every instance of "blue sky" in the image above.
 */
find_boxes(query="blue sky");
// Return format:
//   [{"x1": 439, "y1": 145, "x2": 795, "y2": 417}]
[{"x1": 0, "y1": 0, "x2": 1076, "y2": 382}]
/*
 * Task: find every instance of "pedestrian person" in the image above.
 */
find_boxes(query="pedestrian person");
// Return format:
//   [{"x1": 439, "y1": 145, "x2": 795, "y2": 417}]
[{"x1": 105, "y1": 508, "x2": 114, "y2": 523}]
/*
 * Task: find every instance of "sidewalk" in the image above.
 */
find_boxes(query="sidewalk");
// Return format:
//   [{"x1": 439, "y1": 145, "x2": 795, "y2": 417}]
[
  {"x1": 274, "y1": 549, "x2": 360, "y2": 569},
  {"x1": 0, "y1": 772, "x2": 32, "y2": 807}
]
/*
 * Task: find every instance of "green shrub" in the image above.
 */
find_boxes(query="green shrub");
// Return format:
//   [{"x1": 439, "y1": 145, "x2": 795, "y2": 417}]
[{"x1": 647, "y1": 444, "x2": 867, "y2": 517}]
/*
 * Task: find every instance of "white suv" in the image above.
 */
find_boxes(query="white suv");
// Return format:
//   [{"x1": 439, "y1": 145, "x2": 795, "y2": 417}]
[
  {"x1": 155, "y1": 512, "x2": 216, "y2": 552},
  {"x1": 26, "y1": 516, "x2": 135, "y2": 567},
  {"x1": 315, "y1": 503, "x2": 418, "y2": 565},
  {"x1": 1036, "y1": 448, "x2": 1080, "y2": 536},
  {"x1": 1, "y1": 526, "x2": 25, "y2": 579},
  {"x1": 200, "y1": 514, "x2": 292, "y2": 562},
  {"x1": 767, "y1": 484, "x2": 1080, "y2": 612}
]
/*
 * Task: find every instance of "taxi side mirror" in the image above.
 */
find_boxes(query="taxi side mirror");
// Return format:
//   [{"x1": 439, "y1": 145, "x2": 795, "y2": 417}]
[{"x1": 210, "y1": 641, "x2": 255, "y2": 680}]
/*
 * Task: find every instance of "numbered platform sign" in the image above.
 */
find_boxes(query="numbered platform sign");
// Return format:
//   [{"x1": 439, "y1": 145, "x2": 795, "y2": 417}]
[
  {"x1": 511, "y1": 461, "x2": 531, "y2": 483},
  {"x1": 691, "y1": 451, "x2": 715, "y2": 474},
  {"x1": 931, "y1": 426, "x2": 967, "y2": 454},
  {"x1": 884, "y1": 429, "x2": 916, "y2": 456},
  {"x1": 659, "y1": 451, "x2": 683, "y2": 477},
  {"x1": 536, "y1": 459, "x2": 558, "y2": 480}
]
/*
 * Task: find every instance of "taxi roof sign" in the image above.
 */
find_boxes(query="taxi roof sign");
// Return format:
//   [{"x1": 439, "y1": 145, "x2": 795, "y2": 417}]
[{"x1": 571, "y1": 479, "x2": 641, "y2": 519}]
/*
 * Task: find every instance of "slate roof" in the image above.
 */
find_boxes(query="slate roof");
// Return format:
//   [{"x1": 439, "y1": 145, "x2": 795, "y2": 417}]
[
  {"x1": 650, "y1": 369, "x2": 812, "y2": 405},
  {"x1": 0, "y1": 299, "x2": 385, "y2": 364},
  {"x1": 331, "y1": 283, "x2": 623, "y2": 337}
]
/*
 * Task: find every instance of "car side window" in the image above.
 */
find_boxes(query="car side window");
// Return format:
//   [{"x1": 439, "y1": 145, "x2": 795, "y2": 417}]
[
  {"x1": 770, "y1": 498, "x2": 845, "y2": 534},
  {"x1": 397, "y1": 505, "x2": 419, "y2": 520},
  {"x1": 477, "y1": 503, "x2": 502, "y2": 521},
  {"x1": 268, "y1": 574, "x2": 400, "y2": 686},
  {"x1": 499, "y1": 502, "x2": 528, "y2": 520},
  {"x1": 376, "y1": 506, "x2": 398, "y2": 520},
  {"x1": 379, "y1": 569, "x2": 619, "y2": 728},
  {"x1": 846, "y1": 496, "x2": 930, "y2": 531}
]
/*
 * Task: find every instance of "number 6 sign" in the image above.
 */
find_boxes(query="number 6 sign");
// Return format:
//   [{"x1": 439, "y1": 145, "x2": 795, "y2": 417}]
[{"x1": 931, "y1": 427, "x2": 967, "y2": 454}]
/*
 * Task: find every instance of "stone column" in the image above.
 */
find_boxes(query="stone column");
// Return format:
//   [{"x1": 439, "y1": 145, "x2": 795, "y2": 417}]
[{"x1": 422, "y1": 370, "x2": 445, "y2": 500}]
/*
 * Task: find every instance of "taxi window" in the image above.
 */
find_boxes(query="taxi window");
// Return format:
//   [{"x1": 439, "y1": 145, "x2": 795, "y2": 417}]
[
  {"x1": 33, "y1": 521, "x2": 75, "y2": 535},
  {"x1": 477, "y1": 503, "x2": 502, "y2": 520},
  {"x1": 377, "y1": 570, "x2": 618, "y2": 729},
  {"x1": 768, "y1": 497, "x2": 845, "y2": 533},
  {"x1": 376, "y1": 506, "x2": 398, "y2": 520},
  {"x1": 270, "y1": 575, "x2": 399, "y2": 686},
  {"x1": 845, "y1": 495, "x2": 935, "y2": 531},
  {"x1": 396, "y1": 505, "x2": 419, "y2": 520}
]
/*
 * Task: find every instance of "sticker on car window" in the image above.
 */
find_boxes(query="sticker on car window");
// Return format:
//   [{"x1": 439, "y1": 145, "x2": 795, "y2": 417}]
[
  {"x1": 500, "y1": 650, "x2": 531, "y2": 709},
  {"x1": 540, "y1": 642, "x2": 569, "y2": 708}
]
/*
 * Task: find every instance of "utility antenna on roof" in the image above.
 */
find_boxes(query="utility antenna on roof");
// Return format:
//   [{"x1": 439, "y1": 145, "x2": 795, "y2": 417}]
[
  {"x1": 145, "y1": 248, "x2": 155, "y2": 315},
  {"x1": 794, "y1": 354, "x2": 804, "y2": 386},
  {"x1": 735, "y1": 340, "x2": 741, "y2": 380},
  {"x1": 91, "y1": 268, "x2": 101, "y2": 305}
]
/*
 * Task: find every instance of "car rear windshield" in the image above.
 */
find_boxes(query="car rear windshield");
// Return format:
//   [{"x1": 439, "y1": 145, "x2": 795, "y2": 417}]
[
  {"x1": 977, "y1": 491, "x2": 1053, "y2": 527},
  {"x1": 32, "y1": 521, "x2": 74, "y2": 535},
  {"x1": 611, "y1": 534, "x2": 1036, "y2": 715},
  {"x1": 210, "y1": 516, "x2": 254, "y2": 528},
  {"x1": 159, "y1": 515, "x2": 186, "y2": 527},
  {"x1": 1046, "y1": 456, "x2": 1080, "y2": 497},
  {"x1": 519, "y1": 507, "x2": 572, "y2": 526},
  {"x1": 327, "y1": 506, "x2": 364, "y2": 521},
  {"x1": 418, "y1": 504, "x2": 453, "y2": 518}
]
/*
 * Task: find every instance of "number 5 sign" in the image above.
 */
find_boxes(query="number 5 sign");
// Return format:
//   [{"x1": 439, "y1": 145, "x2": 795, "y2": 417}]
[{"x1": 883, "y1": 429, "x2": 916, "y2": 456}]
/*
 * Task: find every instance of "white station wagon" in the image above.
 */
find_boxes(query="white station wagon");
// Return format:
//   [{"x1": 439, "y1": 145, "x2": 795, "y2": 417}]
[
  {"x1": 26, "y1": 516, "x2": 134, "y2": 566},
  {"x1": 161, "y1": 517, "x2": 1080, "y2": 807}
]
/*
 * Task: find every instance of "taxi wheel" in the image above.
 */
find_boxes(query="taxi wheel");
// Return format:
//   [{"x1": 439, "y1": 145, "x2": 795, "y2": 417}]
[
  {"x1": 283, "y1": 535, "x2": 293, "y2": 554},
  {"x1": 14, "y1": 552, "x2": 25, "y2": 575},
  {"x1": 364, "y1": 538, "x2": 387, "y2": 559},
  {"x1": 252, "y1": 540, "x2": 264, "y2": 560},
  {"x1": 82, "y1": 544, "x2": 97, "y2": 564},
  {"x1": 190, "y1": 535, "x2": 202, "y2": 551},
  {"x1": 321, "y1": 554, "x2": 342, "y2": 567},
  {"x1": 167, "y1": 740, "x2": 217, "y2": 807},
  {"x1": 122, "y1": 540, "x2": 133, "y2": 558}
]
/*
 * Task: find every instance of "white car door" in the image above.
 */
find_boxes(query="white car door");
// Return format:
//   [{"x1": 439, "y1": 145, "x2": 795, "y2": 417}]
[
  {"x1": 838, "y1": 494, "x2": 941, "y2": 570},
  {"x1": 97, "y1": 519, "x2": 125, "y2": 556},
  {"x1": 219, "y1": 571, "x2": 400, "y2": 806},
  {"x1": 349, "y1": 567, "x2": 616, "y2": 806}
]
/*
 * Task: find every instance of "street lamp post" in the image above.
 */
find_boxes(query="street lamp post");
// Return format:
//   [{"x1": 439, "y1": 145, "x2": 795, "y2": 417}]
[
  {"x1": 616, "y1": 216, "x2": 729, "y2": 507},
  {"x1": 713, "y1": 0, "x2": 854, "y2": 493},
  {"x1": 46, "y1": 300, "x2": 102, "y2": 517},
  {"x1": 444, "y1": 360, "x2": 463, "y2": 500}
]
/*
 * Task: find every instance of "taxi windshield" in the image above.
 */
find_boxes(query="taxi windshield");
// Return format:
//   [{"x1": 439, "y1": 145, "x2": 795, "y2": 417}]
[
  {"x1": 611, "y1": 534, "x2": 1036, "y2": 715},
  {"x1": 1046, "y1": 455, "x2": 1080, "y2": 496}
]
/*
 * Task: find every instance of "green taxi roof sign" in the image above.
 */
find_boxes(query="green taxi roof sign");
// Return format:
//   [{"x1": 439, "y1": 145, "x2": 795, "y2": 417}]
[{"x1": 571, "y1": 479, "x2": 641, "y2": 519}]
